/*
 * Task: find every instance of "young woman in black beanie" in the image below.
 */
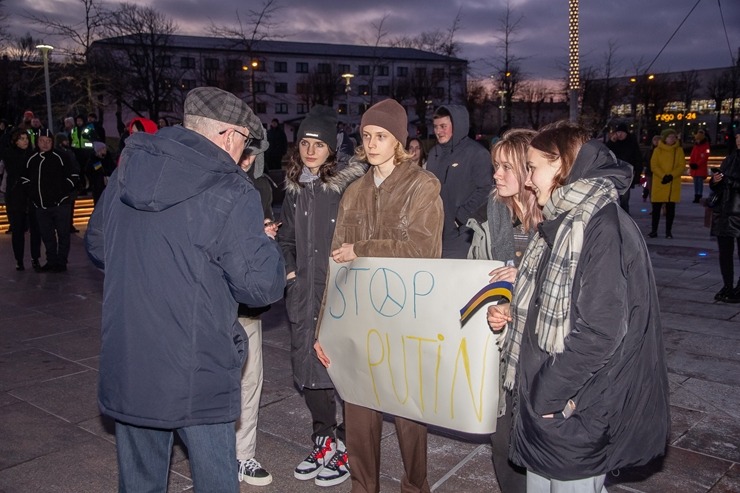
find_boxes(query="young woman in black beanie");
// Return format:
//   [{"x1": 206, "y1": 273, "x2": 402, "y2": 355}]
[{"x1": 279, "y1": 105, "x2": 367, "y2": 487}]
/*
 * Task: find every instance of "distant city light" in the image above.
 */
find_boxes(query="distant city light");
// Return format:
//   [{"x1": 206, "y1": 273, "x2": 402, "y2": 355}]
[{"x1": 698, "y1": 252, "x2": 708, "y2": 257}]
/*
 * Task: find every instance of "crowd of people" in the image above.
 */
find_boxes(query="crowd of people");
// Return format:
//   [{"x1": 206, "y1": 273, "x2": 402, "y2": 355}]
[{"x1": 2, "y1": 85, "x2": 739, "y2": 493}]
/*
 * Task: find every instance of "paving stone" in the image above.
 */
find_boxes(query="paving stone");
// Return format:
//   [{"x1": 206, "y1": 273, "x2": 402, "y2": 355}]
[
  {"x1": 9, "y1": 370, "x2": 100, "y2": 424},
  {"x1": 608, "y1": 446, "x2": 732, "y2": 492},
  {"x1": 661, "y1": 298, "x2": 740, "y2": 321},
  {"x1": 24, "y1": 326, "x2": 101, "y2": 361},
  {"x1": 0, "y1": 348, "x2": 88, "y2": 392},
  {"x1": 665, "y1": 349, "x2": 740, "y2": 386},
  {"x1": 661, "y1": 313, "x2": 740, "y2": 340},
  {"x1": 669, "y1": 405, "x2": 707, "y2": 444},
  {"x1": 0, "y1": 436, "x2": 117, "y2": 493},
  {"x1": 0, "y1": 392, "x2": 20, "y2": 408},
  {"x1": 0, "y1": 401, "x2": 94, "y2": 470},
  {"x1": 677, "y1": 378, "x2": 740, "y2": 419},
  {"x1": 708, "y1": 463, "x2": 740, "y2": 493},
  {"x1": 674, "y1": 414, "x2": 740, "y2": 463},
  {"x1": 663, "y1": 328, "x2": 740, "y2": 361}
]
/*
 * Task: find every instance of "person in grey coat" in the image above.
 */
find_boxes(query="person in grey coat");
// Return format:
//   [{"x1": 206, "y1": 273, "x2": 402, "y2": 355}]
[{"x1": 426, "y1": 104, "x2": 493, "y2": 258}]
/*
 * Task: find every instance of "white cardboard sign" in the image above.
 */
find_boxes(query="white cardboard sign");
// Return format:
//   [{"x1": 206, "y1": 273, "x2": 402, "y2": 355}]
[{"x1": 318, "y1": 257, "x2": 504, "y2": 434}]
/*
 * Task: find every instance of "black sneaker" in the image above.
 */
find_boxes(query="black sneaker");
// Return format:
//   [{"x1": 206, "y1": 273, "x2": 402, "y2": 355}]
[
  {"x1": 32, "y1": 260, "x2": 41, "y2": 272},
  {"x1": 315, "y1": 440, "x2": 350, "y2": 487},
  {"x1": 15, "y1": 261, "x2": 24, "y2": 271},
  {"x1": 237, "y1": 458, "x2": 272, "y2": 486},
  {"x1": 295, "y1": 436, "x2": 336, "y2": 480},
  {"x1": 715, "y1": 286, "x2": 733, "y2": 301},
  {"x1": 647, "y1": 231, "x2": 657, "y2": 238}
]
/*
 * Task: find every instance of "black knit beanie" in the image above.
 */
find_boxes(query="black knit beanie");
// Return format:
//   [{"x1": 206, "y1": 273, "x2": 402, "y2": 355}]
[{"x1": 297, "y1": 105, "x2": 338, "y2": 151}]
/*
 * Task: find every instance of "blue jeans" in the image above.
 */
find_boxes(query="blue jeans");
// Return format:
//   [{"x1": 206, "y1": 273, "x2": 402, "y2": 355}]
[
  {"x1": 693, "y1": 176, "x2": 705, "y2": 197},
  {"x1": 115, "y1": 420, "x2": 238, "y2": 493}
]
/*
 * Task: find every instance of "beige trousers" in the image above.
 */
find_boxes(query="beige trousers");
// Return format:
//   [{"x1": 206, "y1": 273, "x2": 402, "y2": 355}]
[{"x1": 234, "y1": 316, "x2": 263, "y2": 460}]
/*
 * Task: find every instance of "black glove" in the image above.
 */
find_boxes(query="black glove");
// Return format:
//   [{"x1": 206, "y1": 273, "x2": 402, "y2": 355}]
[
  {"x1": 689, "y1": 163, "x2": 698, "y2": 170},
  {"x1": 661, "y1": 174, "x2": 673, "y2": 184}
]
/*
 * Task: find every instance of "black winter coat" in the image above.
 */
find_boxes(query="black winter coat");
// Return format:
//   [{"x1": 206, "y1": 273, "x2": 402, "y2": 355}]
[
  {"x1": 710, "y1": 150, "x2": 740, "y2": 238},
  {"x1": 21, "y1": 150, "x2": 76, "y2": 209},
  {"x1": 278, "y1": 160, "x2": 367, "y2": 389},
  {"x1": 1, "y1": 145, "x2": 33, "y2": 211},
  {"x1": 511, "y1": 203, "x2": 670, "y2": 480}
]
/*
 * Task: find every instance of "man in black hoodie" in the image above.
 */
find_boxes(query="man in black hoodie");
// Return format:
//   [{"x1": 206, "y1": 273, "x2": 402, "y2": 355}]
[{"x1": 426, "y1": 105, "x2": 493, "y2": 258}]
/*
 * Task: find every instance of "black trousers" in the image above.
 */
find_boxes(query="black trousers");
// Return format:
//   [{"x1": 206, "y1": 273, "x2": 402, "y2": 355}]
[
  {"x1": 35, "y1": 204, "x2": 72, "y2": 268},
  {"x1": 304, "y1": 387, "x2": 345, "y2": 442},
  {"x1": 651, "y1": 202, "x2": 676, "y2": 235},
  {"x1": 717, "y1": 236, "x2": 740, "y2": 288},
  {"x1": 491, "y1": 390, "x2": 527, "y2": 493},
  {"x1": 7, "y1": 201, "x2": 41, "y2": 263}
]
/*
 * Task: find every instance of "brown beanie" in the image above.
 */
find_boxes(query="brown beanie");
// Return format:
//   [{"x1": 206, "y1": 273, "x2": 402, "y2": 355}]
[{"x1": 360, "y1": 99, "x2": 408, "y2": 145}]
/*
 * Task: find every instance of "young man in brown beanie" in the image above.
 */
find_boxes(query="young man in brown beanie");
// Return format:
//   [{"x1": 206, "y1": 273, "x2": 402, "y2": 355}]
[{"x1": 314, "y1": 98, "x2": 443, "y2": 493}]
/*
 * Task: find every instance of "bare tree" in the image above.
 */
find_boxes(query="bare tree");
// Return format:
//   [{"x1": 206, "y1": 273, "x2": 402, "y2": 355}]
[
  {"x1": 707, "y1": 70, "x2": 733, "y2": 142},
  {"x1": 99, "y1": 3, "x2": 179, "y2": 122},
  {"x1": 518, "y1": 80, "x2": 552, "y2": 130},
  {"x1": 675, "y1": 70, "x2": 700, "y2": 138},
  {"x1": 579, "y1": 41, "x2": 622, "y2": 132},
  {"x1": 360, "y1": 13, "x2": 391, "y2": 106},
  {"x1": 25, "y1": 0, "x2": 110, "y2": 116},
  {"x1": 208, "y1": 0, "x2": 282, "y2": 109},
  {"x1": 490, "y1": 0, "x2": 525, "y2": 127},
  {"x1": 465, "y1": 80, "x2": 491, "y2": 134},
  {"x1": 0, "y1": 0, "x2": 9, "y2": 47}
]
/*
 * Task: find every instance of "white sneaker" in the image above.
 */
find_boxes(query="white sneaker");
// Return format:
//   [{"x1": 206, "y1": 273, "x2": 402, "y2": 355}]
[
  {"x1": 294, "y1": 436, "x2": 336, "y2": 480},
  {"x1": 315, "y1": 439, "x2": 350, "y2": 487},
  {"x1": 238, "y1": 458, "x2": 273, "y2": 486}
]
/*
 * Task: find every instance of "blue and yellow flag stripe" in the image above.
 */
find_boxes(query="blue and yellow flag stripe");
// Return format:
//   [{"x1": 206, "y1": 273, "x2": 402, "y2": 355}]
[{"x1": 459, "y1": 281, "x2": 513, "y2": 327}]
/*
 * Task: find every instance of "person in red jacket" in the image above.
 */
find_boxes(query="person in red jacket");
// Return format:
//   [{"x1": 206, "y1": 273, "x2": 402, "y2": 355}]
[{"x1": 689, "y1": 129, "x2": 711, "y2": 203}]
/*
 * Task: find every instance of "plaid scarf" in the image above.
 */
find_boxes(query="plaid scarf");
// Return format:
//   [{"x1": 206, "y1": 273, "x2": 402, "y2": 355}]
[{"x1": 502, "y1": 177, "x2": 618, "y2": 390}]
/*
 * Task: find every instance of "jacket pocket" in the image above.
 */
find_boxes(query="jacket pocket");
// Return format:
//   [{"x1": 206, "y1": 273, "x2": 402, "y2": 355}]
[
  {"x1": 377, "y1": 212, "x2": 408, "y2": 241},
  {"x1": 341, "y1": 211, "x2": 368, "y2": 243}
]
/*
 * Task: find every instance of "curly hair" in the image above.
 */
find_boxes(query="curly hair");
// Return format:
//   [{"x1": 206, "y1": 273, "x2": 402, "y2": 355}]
[{"x1": 285, "y1": 140, "x2": 338, "y2": 186}]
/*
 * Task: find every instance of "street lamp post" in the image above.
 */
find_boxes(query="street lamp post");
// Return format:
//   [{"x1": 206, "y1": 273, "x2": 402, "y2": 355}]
[
  {"x1": 243, "y1": 59, "x2": 259, "y2": 110},
  {"x1": 568, "y1": 0, "x2": 580, "y2": 122},
  {"x1": 36, "y1": 44, "x2": 54, "y2": 132},
  {"x1": 342, "y1": 73, "x2": 354, "y2": 119}
]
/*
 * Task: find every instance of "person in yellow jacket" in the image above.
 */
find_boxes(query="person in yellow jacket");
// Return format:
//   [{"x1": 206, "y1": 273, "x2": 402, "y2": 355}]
[{"x1": 648, "y1": 128, "x2": 685, "y2": 238}]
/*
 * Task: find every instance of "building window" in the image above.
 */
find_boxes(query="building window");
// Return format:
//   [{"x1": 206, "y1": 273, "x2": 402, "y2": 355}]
[
  {"x1": 359, "y1": 103, "x2": 370, "y2": 115},
  {"x1": 377, "y1": 65, "x2": 389, "y2": 76},
  {"x1": 254, "y1": 81, "x2": 267, "y2": 93},
  {"x1": 227, "y1": 59, "x2": 243, "y2": 71},
  {"x1": 180, "y1": 56, "x2": 195, "y2": 69},
  {"x1": 275, "y1": 82, "x2": 288, "y2": 93},
  {"x1": 358, "y1": 65, "x2": 370, "y2": 76},
  {"x1": 297, "y1": 103, "x2": 308, "y2": 114},
  {"x1": 296, "y1": 62, "x2": 309, "y2": 73},
  {"x1": 338, "y1": 64, "x2": 350, "y2": 74},
  {"x1": 338, "y1": 103, "x2": 347, "y2": 115},
  {"x1": 255, "y1": 102, "x2": 267, "y2": 114},
  {"x1": 274, "y1": 61, "x2": 287, "y2": 73},
  {"x1": 275, "y1": 103, "x2": 288, "y2": 114},
  {"x1": 397, "y1": 66, "x2": 408, "y2": 77},
  {"x1": 204, "y1": 58, "x2": 219, "y2": 70},
  {"x1": 432, "y1": 68, "x2": 445, "y2": 80},
  {"x1": 181, "y1": 79, "x2": 196, "y2": 91},
  {"x1": 415, "y1": 67, "x2": 426, "y2": 79},
  {"x1": 359, "y1": 85, "x2": 370, "y2": 96},
  {"x1": 377, "y1": 85, "x2": 390, "y2": 96},
  {"x1": 318, "y1": 63, "x2": 331, "y2": 74},
  {"x1": 434, "y1": 87, "x2": 445, "y2": 99}
]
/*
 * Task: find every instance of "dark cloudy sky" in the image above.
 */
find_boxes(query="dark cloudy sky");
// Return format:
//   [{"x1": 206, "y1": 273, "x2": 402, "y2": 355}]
[{"x1": 8, "y1": 0, "x2": 740, "y2": 80}]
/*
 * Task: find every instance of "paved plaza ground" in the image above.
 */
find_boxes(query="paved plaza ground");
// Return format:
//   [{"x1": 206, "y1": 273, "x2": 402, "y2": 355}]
[{"x1": 0, "y1": 184, "x2": 738, "y2": 492}]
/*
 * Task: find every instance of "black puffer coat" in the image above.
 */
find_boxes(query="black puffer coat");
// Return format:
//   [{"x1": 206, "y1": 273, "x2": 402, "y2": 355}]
[
  {"x1": 278, "y1": 159, "x2": 367, "y2": 389},
  {"x1": 510, "y1": 141, "x2": 670, "y2": 480},
  {"x1": 710, "y1": 150, "x2": 740, "y2": 238}
]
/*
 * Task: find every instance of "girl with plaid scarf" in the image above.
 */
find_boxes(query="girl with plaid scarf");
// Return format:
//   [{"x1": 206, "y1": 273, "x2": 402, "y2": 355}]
[{"x1": 488, "y1": 121, "x2": 670, "y2": 492}]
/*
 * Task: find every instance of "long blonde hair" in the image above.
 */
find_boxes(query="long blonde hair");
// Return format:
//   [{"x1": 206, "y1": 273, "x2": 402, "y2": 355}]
[
  {"x1": 355, "y1": 138, "x2": 412, "y2": 166},
  {"x1": 491, "y1": 128, "x2": 542, "y2": 233}
]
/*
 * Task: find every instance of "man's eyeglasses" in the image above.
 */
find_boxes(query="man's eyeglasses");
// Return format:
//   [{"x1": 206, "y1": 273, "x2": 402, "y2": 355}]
[{"x1": 219, "y1": 128, "x2": 252, "y2": 149}]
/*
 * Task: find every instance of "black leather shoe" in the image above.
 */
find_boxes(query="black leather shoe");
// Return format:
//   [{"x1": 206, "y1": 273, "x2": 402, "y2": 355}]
[
  {"x1": 665, "y1": 233, "x2": 673, "y2": 239},
  {"x1": 647, "y1": 231, "x2": 657, "y2": 238},
  {"x1": 16, "y1": 262, "x2": 25, "y2": 271},
  {"x1": 32, "y1": 260, "x2": 41, "y2": 272}
]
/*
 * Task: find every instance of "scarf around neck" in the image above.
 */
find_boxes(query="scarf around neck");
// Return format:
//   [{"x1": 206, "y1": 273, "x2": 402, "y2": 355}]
[{"x1": 502, "y1": 177, "x2": 618, "y2": 390}]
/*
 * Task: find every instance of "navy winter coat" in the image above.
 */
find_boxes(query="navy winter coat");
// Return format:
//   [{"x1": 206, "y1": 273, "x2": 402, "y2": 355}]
[{"x1": 85, "y1": 125, "x2": 285, "y2": 428}]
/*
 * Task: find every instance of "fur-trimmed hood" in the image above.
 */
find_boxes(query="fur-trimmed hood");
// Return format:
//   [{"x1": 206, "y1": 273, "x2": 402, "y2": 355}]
[{"x1": 285, "y1": 157, "x2": 368, "y2": 194}]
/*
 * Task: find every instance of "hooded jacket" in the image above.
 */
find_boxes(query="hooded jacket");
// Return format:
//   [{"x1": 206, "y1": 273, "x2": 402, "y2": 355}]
[
  {"x1": 21, "y1": 150, "x2": 77, "y2": 209},
  {"x1": 689, "y1": 138, "x2": 710, "y2": 177},
  {"x1": 85, "y1": 125, "x2": 285, "y2": 428},
  {"x1": 425, "y1": 105, "x2": 493, "y2": 258},
  {"x1": 279, "y1": 158, "x2": 367, "y2": 389},
  {"x1": 510, "y1": 140, "x2": 670, "y2": 480}
]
